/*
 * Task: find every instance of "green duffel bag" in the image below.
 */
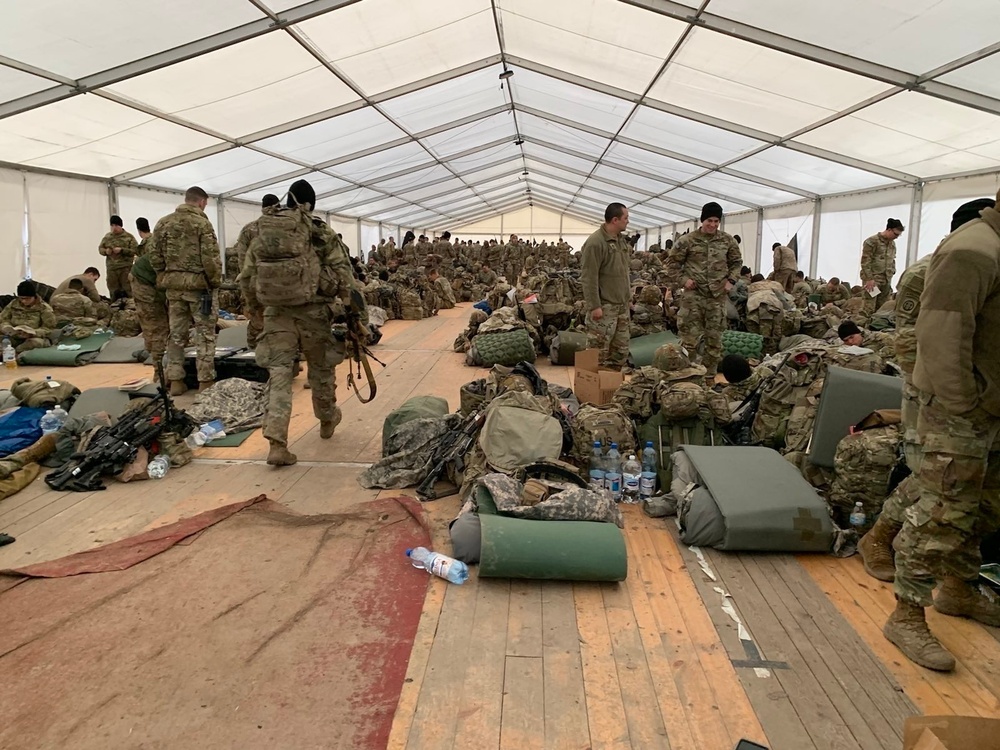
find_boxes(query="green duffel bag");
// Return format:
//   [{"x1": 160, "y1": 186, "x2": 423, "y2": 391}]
[
  {"x1": 722, "y1": 329, "x2": 764, "y2": 359},
  {"x1": 381, "y1": 395, "x2": 450, "y2": 456},
  {"x1": 549, "y1": 330, "x2": 589, "y2": 366},
  {"x1": 468, "y1": 329, "x2": 536, "y2": 367}
]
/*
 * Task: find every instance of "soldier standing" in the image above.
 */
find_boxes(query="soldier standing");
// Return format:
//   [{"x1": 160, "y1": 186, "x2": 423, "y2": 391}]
[
  {"x1": 130, "y1": 252, "x2": 169, "y2": 370},
  {"x1": 148, "y1": 186, "x2": 222, "y2": 395},
  {"x1": 771, "y1": 242, "x2": 797, "y2": 293},
  {"x1": 581, "y1": 203, "x2": 632, "y2": 369},
  {"x1": 98, "y1": 215, "x2": 138, "y2": 298},
  {"x1": 665, "y1": 202, "x2": 742, "y2": 379},
  {"x1": 136, "y1": 218, "x2": 152, "y2": 257},
  {"x1": 884, "y1": 193, "x2": 1000, "y2": 672},
  {"x1": 241, "y1": 179, "x2": 365, "y2": 467},
  {"x1": 861, "y1": 218, "x2": 903, "y2": 312},
  {"x1": 233, "y1": 194, "x2": 281, "y2": 348}
]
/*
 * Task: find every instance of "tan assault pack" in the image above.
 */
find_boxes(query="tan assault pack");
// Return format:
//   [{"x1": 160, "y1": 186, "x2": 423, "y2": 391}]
[{"x1": 253, "y1": 206, "x2": 321, "y2": 307}]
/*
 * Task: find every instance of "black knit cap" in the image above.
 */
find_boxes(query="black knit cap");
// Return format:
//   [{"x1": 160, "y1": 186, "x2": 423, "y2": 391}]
[
  {"x1": 262, "y1": 193, "x2": 280, "y2": 208},
  {"x1": 838, "y1": 320, "x2": 863, "y2": 340},
  {"x1": 951, "y1": 198, "x2": 995, "y2": 232},
  {"x1": 135, "y1": 217, "x2": 150, "y2": 233},
  {"x1": 16, "y1": 279, "x2": 36, "y2": 297},
  {"x1": 110, "y1": 215, "x2": 123, "y2": 227},
  {"x1": 700, "y1": 202, "x2": 723, "y2": 222},
  {"x1": 719, "y1": 354, "x2": 752, "y2": 384},
  {"x1": 287, "y1": 180, "x2": 316, "y2": 210}
]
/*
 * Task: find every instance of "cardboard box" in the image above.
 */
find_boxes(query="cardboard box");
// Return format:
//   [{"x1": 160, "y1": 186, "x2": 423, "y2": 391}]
[
  {"x1": 574, "y1": 349, "x2": 624, "y2": 406},
  {"x1": 903, "y1": 716, "x2": 1000, "y2": 750}
]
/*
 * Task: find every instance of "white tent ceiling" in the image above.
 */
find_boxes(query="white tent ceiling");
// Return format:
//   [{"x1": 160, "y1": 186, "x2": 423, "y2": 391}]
[{"x1": 2, "y1": 0, "x2": 1000, "y2": 230}]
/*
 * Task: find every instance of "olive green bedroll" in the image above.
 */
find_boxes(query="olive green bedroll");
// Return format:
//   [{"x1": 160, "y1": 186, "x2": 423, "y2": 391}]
[
  {"x1": 18, "y1": 331, "x2": 114, "y2": 367},
  {"x1": 475, "y1": 485, "x2": 627, "y2": 581},
  {"x1": 628, "y1": 330, "x2": 680, "y2": 367}
]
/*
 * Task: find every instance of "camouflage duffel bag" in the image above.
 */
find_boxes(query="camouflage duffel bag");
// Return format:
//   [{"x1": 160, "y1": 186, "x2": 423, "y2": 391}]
[
  {"x1": 722, "y1": 329, "x2": 764, "y2": 359},
  {"x1": 549, "y1": 330, "x2": 589, "y2": 366},
  {"x1": 399, "y1": 289, "x2": 423, "y2": 320},
  {"x1": 828, "y1": 424, "x2": 901, "y2": 526},
  {"x1": 612, "y1": 366, "x2": 664, "y2": 420},
  {"x1": 467, "y1": 329, "x2": 536, "y2": 367},
  {"x1": 460, "y1": 379, "x2": 487, "y2": 416}
]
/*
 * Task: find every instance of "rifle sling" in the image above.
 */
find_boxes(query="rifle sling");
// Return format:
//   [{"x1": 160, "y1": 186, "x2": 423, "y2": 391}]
[{"x1": 347, "y1": 343, "x2": 378, "y2": 403}]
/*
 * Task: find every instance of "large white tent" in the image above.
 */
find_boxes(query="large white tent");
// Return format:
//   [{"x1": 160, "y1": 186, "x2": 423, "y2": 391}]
[{"x1": 3, "y1": 0, "x2": 1000, "y2": 286}]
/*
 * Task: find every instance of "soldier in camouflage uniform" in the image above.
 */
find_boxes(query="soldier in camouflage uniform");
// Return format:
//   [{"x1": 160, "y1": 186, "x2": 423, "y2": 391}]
[
  {"x1": 50, "y1": 278, "x2": 96, "y2": 324},
  {"x1": 0, "y1": 280, "x2": 58, "y2": 353},
  {"x1": 148, "y1": 186, "x2": 222, "y2": 395},
  {"x1": 135, "y1": 217, "x2": 152, "y2": 257},
  {"x1": 883, "y1": 195, "x2": 1000, "y2": 673},
  {"x1": 771, "y1": 242, "x2": 797, "y2": 293},
  {"x1": 98, "y1": 215, "x2": 139, "y2": 298},
  {"x1": 745, "y1": 276, "x2": 788, "y2": 355},
  {"x1": 665, "y1": 202, "x2": 743, "y2": 378},
  {"x1": 819, "y1": 277, "x2": 850, "y2": 307},
  {"x1": 861, "y1": 218, "x2": 903, "y2": 312},
  {"x1": 581, "y1": 203, "x2": 632, "y2": 369},
  {"x1": 792, "y1": 271, "x2": 812, "y2": 309},
  {"x1": 861, "y1": 199, "x2": 995, "y2": 584},
  {"x1": 241, "y1": 180, "x2": 364, "y2": 467},
  {"x1": 130, "y1": 252, "x2": 169, "y2": 369},
  {"x1": 233, "y1": 194, "x2": 281, "y2": 348},
  {"x1": 109, "y1": 295, "x2": 143, "y2": 338}
]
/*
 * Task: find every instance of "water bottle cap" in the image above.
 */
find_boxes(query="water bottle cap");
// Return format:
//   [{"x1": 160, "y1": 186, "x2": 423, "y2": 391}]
[
  {"x1": 646, "y1": 441, "x2": 653, "y2": 447},
  {"x1": 405, "y1": 548, "x2": 413, "y2": 556},
  {"x1": 611, "y1": 442, "x2": 618, "y2": 448},
  {"x1": 593, "y1": 441, "x2": 601, "y2": 447}
]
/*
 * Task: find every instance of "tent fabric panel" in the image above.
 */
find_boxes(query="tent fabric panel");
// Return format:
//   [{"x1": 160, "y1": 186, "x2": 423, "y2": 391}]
[
  {"x1": 731, "y1": 147, "x2": 894, "y2": 194},
  {"x1": 360, "y1": 220, "x2": 380, "y2": 258},
  {"x1": 0, "y1": 168, "x2": 26, "y2": 288},
  {"x1": 371, "y1": 165, "x2": 452, "y2": 193},
  {"x1": 521, "y1": 143, "x2": 597, "y2": 174},
  {"x1": 329, "y1": 215, "x2": 358, "y2": 250},
  {"x1": 326, "y1": 141, "x2": 429, "y2": 183},
  {"x1": 422, "y1": 113, "x2": 518, "y2": 159},
  {"x1": 620, "y1": 105, "x2": 765, "y2": 164},
  {"x1": 377, "y1": 66, "x2": 509, "y2": 133},
  {"x1": 0, "y1": 66, "x2": 55, "y2": 103},
  {"x1": 221, "y1": 200, "x2": 262, "y2": 250},
  {"x1": 510, "y1": 66, "x2": 634, "y2": 134},
  {"x1": 938, "y1": 53, "x2": 1000, "y2": 102},
  {"x1": 117, "y1": 186, "x2": 185, "y2": 240},
  {"x1": 722, "y1": 211, "x2": 760, "y2": 273},
  {"x1": 135, "y1": 148, "x2": 301, "y2": 194},
  {"x1": 236, "y1": 173, "x2": 353, "y2": 204},
  {"x1": 687, "y1": 173, "x2": 805, "y2": 206},
  {"x1": 761, "y1": 204, "x2": 814, "y2": 276},
  {"x1": 516, "y1": 112, "x2": 610, "y2": 158},
  {"x1": 602, "y1": 142, "x2": 705, "y2": 183},
  {"x1": 919, "y1": 173, "x2": 1000, "y2": 258},
  {"x1": 26, "y1": 173, "x2": 110, "y2": 293},
  {"x1": 254, "y1": 107, "x2": 406, "y2": 165}
]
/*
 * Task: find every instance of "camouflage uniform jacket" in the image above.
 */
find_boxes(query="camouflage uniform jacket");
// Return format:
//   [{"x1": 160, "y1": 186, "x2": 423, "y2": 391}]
[
  {"x1": 914, "y1": 209, "x2": 1000, "y2": 417},
  {"x1": 792, "y1": 280, "x2": 812, "y2": 308},
  {"x1": 50, "y1": 290, "x2": 95, "y2": 320},
  {"x1": 819, "y1": 284, "x2": 850, "y2": 306},
  {"x1": 149, "y1": 204, "x2": 221, "y2": 291},
  {"x1": 0, "y1": 299, "x2": 57, "y2": 338},
  {"x1": 136, "y1": 235, "x2": 151, "y2": 258},
  {"x1": 98, "y1": 230, "x2": 139, "y2": 270},
  {"x1": 665, "y1": 229, "x2": 742, "y2": 299},
  {"x1": 773, "y1": 245, "x2": 797, "y2": 273},
  {"x1": 746, "y1": 280, "x2": 786, "y2": 313},
  {"x1": 580, "y1": 226, "x2": 631, "y2": 309},
  {"x1": 233, "y1": 216, "x2": 263, "y2": 271},
  {"x1": 860, "y1": 232, "x2": 896, "y2": 284},
  {"x1": 893, "y1": 255, "x2": 931, "y2": 377}
]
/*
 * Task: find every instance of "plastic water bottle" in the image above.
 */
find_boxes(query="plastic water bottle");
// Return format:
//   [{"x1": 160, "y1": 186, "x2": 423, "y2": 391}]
[
  {"x1": 2, "y1": 338, "x2": 16, "y2": 369},
  {"x1": 39, "y1": 409, "x2": 61, "y2": 435},
  {"x1": 406, "y1": 547, "x2": 469, "y2": 584},
  {"x1": 147, "y1": 455, "x2": 170, "y2": 479},
  {"x1": 184, "y1": 419, "x2": 225, "y2": 449},
  {"x1": 640, "y1": 441, "x2": 657, "y2": 500},
  {"x1": 589, "y1": 441, "x2": 606, "y2": 491},
  {"x1": 849, "y1": 502, "x2": 867, "y2": 530},
  {"x1": 51, "y1": 405, "x2": 68, "y2": 426},
  {"x1": 605, "y1": 443, "x2": 623, "y2": 502},
  {"x1": 622, "y1": 454, "x2": 641, "y2": 504}
]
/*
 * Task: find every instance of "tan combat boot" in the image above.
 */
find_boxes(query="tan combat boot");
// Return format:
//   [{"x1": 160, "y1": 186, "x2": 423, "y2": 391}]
[
  {"x1": 199, "y1": 380, "x2": 215, "y2": 393},
  {"x1": 23, "y1": 432, "x2": 59, "y2": 463},
  {"x1": 320, "y1": 406, "x2": 343, "y2": 439},
  {"x1": 169, "y1": 380, "x2": 188, "y2": 396},
  {"x1": 883, "y1": 599, "x2": 956, "y2": 671},
  {"x1": 266, "y1": 442, "x2": 298, "y2": 466},
  {"x1": 858, "y1": 515, "x2": 902, "y2": 582},
  {"x1": 933, "y1": 577, "x2": 1000, "y2": 626}
]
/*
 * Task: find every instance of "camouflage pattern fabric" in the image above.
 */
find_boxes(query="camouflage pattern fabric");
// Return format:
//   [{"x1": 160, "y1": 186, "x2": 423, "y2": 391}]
[
  {"x1": 149, "y1": 204, "x2": 222, "y2": 293},
  {"x1": 187, "y1": 377, "x2": 268, "y2": 433},
  {"x1": 860, "y1": 232, "x2": 896, "y2": 311},
  {"x1": 894, "y1": 394, "x2": 1000, "y2": 607},
  {"x1": 131, "y1": 277, "x2": 169, "y2": 365},
  {"x1": 165, "y1": 289, "x2": 218, "y2": 383},
  {"x1": 675, "y1": 291, "x2": 727, "y2": 376},
  {"x1": 50, "y1": 291, "x2": 94, "y2": 322},
  {"x1": 399, "y1": 289, "x2": 423, "y2": 319},
  {"x1": 0, "y1": 298, "x2": 58, "y2": 353},
  {"x1": 585, "y1": 302, "x2": 630, "y2": 368},
  {"x1": 612, "y1": 366, "x2": 665, "y2": 420},
  {"x1": 99, "y1": 229, "x2": 139, "y2": 296},
  {"x1": 792, "y1": 280, "x2": 812, "y2": 309},
  {"x1": 829, "y1": 424, "x2": 902, "y2": 526},
  {"x1": 110, "y1": 302, "x2": 142, "y2": 337},
  {"x1": 478, "y1": 473, "x2": 624, "y2": 527},
  {"x1": 255, "y1": 302, "x2": 343, "y2": 449},
  {"x1": 10, "y1": 376, "x2": 80, "y2": 407},
  {"x1": 571, "y1": 403, "x2": 637, "y2": 469},
  {"x1": 358, "y1": 414, "x2": 461, "y2": 489}
]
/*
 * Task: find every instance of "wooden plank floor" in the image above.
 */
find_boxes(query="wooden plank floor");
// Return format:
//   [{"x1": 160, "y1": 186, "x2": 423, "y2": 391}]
[{"x1": 4, "y1": 304, "x2": 1000, "y2": 750}]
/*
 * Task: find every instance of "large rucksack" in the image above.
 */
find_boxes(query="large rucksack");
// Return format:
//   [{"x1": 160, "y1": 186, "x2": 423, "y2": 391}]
[
  {"x1": 828, "y1": 424, "x2": 902, "y2": 526},
  {"x1": 253, "y1": 206, "x2": 321, "y2": 307},
  {"x1": 638, "y1": 412, "x2": 722, "y2": 492},
  {"x1": 571, "y1": 403, "x2": 637, "y2": 469}
]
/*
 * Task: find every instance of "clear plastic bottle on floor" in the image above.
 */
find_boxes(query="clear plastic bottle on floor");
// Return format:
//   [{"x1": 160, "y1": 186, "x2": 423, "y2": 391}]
[
  {"x1": 184, "y1": 419, "x2": 225, "y2": 449},
  {"x1": 622, "y1": 454, "x2": 641, "y2": 504},
  {"x1": 589, "y1": 441, "x2": 606, "y2": 491},
  {"x1": 39, "y1": 409, "x2": 61, "y2": 435},
  {"x1": 406, "y1": 546, "x2": 469, "y2": 584},
  {"x1": 640, "y1": 441, "x2": 657, "y2": 500},
  {"x1": 2, "y1": 338, "x2": 16, "y2": 369},
  {"x1": 147, "y1": 455, "x2": 170, "y2": 479},
  {"x1": 849, "y1": 502, "x2": 867, "y2": 530},
  {"x1": 605, "y1": 443, "x2": 622, "y2": 502}
]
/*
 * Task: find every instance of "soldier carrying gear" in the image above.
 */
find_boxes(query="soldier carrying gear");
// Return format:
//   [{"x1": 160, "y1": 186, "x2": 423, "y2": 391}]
[{"x1": 233, "y1": 193, "x2": 282, "y2": 348}]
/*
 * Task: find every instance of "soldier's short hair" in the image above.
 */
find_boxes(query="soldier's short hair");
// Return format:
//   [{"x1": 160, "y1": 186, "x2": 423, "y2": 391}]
[
  {"x1": 605, "y1": 203, "x2": 627, "y2": 222},
  {"x1": 68, "y1": 278, "x2": 85, "y2": 291},
  {"x1": 185, "y1": 186, "x2": 209, "y2": 203},
  {"x1": 84, "y1": 266, "x2": 100, "y2": 277},
  {"x1": 795, "y1": 270, "x2": 804, "y2": 279},
  {"x1": 772, "y1": 242, "x2": 781, "y2": 249},
  {"x1": 829, "y1": 277, "x2": 841, "y2": 286}
]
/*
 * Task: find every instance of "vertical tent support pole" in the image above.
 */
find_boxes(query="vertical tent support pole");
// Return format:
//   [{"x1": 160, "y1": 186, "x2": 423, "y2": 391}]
[
  {"x1": 907, "y1": 182, "x2": 923, "y2": 266},
  {"x1": 217, "y1": 197, "x2": 227, "y2": 277},
  {"x1": 755, "y1": 208, "x2": 764, "y2": 275},
  {"x1": 356, "y1": 219, "x2": 362, "y2": 260},
  {"x1": 810, "y1": 197, "x2": 822, "y2": 279},
  {"x1": 108, "y1": 181, "x2": 119, "y2": 217}
]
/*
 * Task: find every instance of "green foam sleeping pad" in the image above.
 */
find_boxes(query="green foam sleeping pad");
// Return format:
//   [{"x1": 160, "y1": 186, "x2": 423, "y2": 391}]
[
  {"x1": 470, "y1": 329, "x2": 536, "y2": 367},
  {"x1": 722, "y1": 330, "x2": 764, "y2": 359},
  {"x1": 18, "y1": 331, "x2": 114, "y2": 367},
  {"x1": 629, "y1": 330, "x2": 680, "y2": 367}
]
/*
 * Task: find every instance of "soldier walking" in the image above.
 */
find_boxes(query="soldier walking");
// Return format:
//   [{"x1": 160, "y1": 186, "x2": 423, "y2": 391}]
[
  {"x1": 130, "y1": 252, "x2": 169, "y2": 370},
  {"x1": 665, "y1": 202, "x2": 742, "y2": 379},
  {"x1": 233, "y1": 194, "x2": 281, "y2": 348},
  {"x1": 581, "y1": 202, "x2": 632, "y2": 369},
  {"x1": 148, "y1": 186, "x2": 222, "y2": 395}
]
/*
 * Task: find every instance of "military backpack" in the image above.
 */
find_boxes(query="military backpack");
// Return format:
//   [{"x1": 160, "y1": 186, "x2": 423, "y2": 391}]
[
  {"x1": 253, "y1": 206, "x2": 321, "y2": 307},
  {"x1": 571, "y1": 403, "x2": 637, "y2": 470}
]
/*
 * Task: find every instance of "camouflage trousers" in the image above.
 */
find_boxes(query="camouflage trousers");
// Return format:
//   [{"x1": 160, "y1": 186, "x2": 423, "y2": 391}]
[
  {"x1": 131, "y1": 278, "x2": 168, "y2": 364},
  {"x1": 255, "y1": 303, "x2": 344, "y2": 448},
  {"x1": 746, "y1": 308, "x2": 784, "y2": 355},
  {"x1": 880, "y1": 380, "x2": 921, "y2": 525},
  {"x1": 106, "y1": 264, "x2": 132, "y2": 298},
  {"x1": 165, "y1": 289, "x2": 217, "y2": 383},
  {"x1": 585, "y1": 303, "x2": 630, "y2": 368},
  {"x1": 677, "y1": 292, "x2": 726, "y2": 376},
  {"x1": 773, "y1": 269, "x2": 796, "y2": 294},
  {"x1": 864, "y1": 278, "x2": 892, "y2": 314},
  {"x1": 243, "y1": 295, "x2": 264, "y2": 349},
  {"x1": 10, "y1": 335, "x2": 49, "y2": 355},
  {"x1": 893, "y1": 391, "x2": 1000, "y2": 606}
]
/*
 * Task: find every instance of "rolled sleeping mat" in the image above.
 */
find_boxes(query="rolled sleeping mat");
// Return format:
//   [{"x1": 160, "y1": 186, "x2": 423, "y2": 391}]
[
  {"x1": 478, "y1": 513, "x2": 628, "y2": 581},
  {"x1": 628, "y1": 329, "x2": 681, "y2": 367}
]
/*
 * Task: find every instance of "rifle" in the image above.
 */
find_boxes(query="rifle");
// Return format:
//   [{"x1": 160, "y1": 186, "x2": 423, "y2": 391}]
[
  {"x1": 343, "y1": 288, "x2": 386, "y2": 404},
  {"x1": 723, "y1": 352, "x2": 792, "y2": 446},
  {"x1": 45, "y1": 363, "x2": 195, "y2": 492},
  {"x1": 416, "y1": 410, "x2": 487, "y2": 501}
]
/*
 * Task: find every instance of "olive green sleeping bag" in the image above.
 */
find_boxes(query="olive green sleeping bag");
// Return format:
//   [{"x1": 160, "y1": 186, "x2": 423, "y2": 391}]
[
  {"x1": 629, "y1": 330, "x2": 680, "y2": 367},
  {"x1": 469, "y1": 329, "x2": 536, "y2": 367}
]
